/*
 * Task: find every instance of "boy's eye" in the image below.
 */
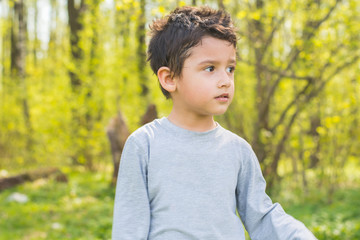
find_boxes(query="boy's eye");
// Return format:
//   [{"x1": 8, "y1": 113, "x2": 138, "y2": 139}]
[
  {"x1": 226, "y1": 66, "x2": 235, "y2": 73},
  {"x1": 205, "y1": 66, "x2": 215, "y2": 72}
]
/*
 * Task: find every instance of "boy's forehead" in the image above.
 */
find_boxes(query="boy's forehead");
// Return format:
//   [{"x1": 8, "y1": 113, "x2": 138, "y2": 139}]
[
  {"x1": 198, "y1": 36, "x2": 234, "y2": 46},
  {"x1": 187, "y1": 36, "x2": 236, "y2": 61}
]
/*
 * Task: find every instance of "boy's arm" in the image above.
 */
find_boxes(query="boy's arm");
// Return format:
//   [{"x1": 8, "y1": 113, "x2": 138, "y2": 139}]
[
  {"x1": 112, "y1": 136, "x2": 150, "y2": 240},
  {"x1": 236, "y1": 146, "x2": 317, "y2": 240}
]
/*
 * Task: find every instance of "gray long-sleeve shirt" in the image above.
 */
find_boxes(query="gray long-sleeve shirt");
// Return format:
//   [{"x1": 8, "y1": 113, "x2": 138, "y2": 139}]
[{"x1": 112, "y1": 117, "x2": 316, "y2": 240}]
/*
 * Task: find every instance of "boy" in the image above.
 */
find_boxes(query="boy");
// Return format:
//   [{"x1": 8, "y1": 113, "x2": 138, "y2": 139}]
[{"x1": 112, "y1": 6, "x2": 316, "y2": 240}]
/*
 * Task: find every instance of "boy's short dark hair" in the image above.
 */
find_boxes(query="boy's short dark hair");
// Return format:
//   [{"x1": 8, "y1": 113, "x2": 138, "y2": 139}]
[{"x1": 147, "y1": 6, "x2": 237, "y2": 98}]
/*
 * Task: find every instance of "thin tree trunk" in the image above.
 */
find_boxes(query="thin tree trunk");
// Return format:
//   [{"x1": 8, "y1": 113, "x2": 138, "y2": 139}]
[
  {"x1": 136, "y1": 0, "x2": 148, "y2": 98},
  {"x1": 67, "y1": 0, "x2": 89, "y2": 166},
  {"x1": 298, "y1": 103, "x2": 308, "y2": 198},
  {"x1": 136, "y1": 0, "x2": 155, "y2": 117},
  {"x1": 85, "y1": 0, "x2": 102, "y2": 169},
  {"x1": 67, "y1": 0, "x2": 86, "y2": 91},
  {"x1": 0, "y1": 5, "x2": 5, "y2": 87},
  {"x1": 250, "y1": 0, "x2": 268, "y2": 168},
  {"x1": 301, "y1": 153, "x2": 308, "y2": 198},
  {"x1": 48, "y1": 0, "x2": 58, "y2": 55},
  {"x1": 33, "y1": 0, "x2": 38, "y2": 66},
  {"x1": 11, "y1": 0, "x2": 32, "y2": 151}
]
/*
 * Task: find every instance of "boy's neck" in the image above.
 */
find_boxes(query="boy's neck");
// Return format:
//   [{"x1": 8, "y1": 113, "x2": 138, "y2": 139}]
[{"x1": 167, "y1": 111, "x2": 217, "y2": 132}]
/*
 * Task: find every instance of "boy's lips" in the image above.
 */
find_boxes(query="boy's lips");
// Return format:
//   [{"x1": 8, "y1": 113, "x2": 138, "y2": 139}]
[{"x1": 215, "y1": 93, "x2": 230, "y2": 102}]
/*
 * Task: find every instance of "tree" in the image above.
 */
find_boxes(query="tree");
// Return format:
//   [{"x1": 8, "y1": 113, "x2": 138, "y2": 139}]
[
  {"x1": 136, "y1": 0, "x2": 148, "y2": 97},
  {"x1": 67, "y1": 0, "x2": 103, "y2": 168},
  {"x1": 10, "y1": 0, "x2": 32, "y2": 152},
  {"x1": 226, "y1": 0, "x2": 360, "y2": 190},
  {"x1": 48, "y1": 0, "x2": 58, "y2": 56},
  {"x1": 67, "y1": 0, "x2": 86, "y2": 91},
  {"x1": 32, "y1": 0, "x2": 38, "y2": 66}
]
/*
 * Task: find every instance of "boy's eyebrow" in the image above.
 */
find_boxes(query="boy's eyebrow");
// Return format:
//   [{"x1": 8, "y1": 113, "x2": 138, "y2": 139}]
[{"x1": 197, "y1": 59, "x2": 237, "y2": 65}]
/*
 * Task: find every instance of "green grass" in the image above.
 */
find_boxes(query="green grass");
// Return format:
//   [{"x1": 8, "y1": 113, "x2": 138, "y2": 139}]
[
  {"x1": 0, "y1": 166, "x2": 115, "y2": 240},
  {"x1": 285, "y1": 188, "x2": 360, "y2": 240},
  {"x1": 1, "y1": 166, "x2": 359, "y2": 239}
]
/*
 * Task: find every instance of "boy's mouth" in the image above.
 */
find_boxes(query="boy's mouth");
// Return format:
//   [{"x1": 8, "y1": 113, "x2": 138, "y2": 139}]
[{"x1": 215, "y1": 93, "x2": 230, "y2": 101}]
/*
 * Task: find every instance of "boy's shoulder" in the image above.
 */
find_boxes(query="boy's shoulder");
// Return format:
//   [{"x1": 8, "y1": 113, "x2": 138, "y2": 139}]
[
  {"x1": 121, "y1": 119, "x2": 162, "y2": 156},
  {"x1": 126, "y1": 118, "x2": 162, "y2": 143},
  {"x1": 220, "y1": 127, "x2": 254, "y2": 153}
]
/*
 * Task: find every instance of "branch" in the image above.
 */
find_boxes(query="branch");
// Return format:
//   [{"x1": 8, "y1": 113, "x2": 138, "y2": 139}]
[
  {"x1": 266, "y1": 0, "x2": 340, "y2": 105},
  {"x1": 261, "y1": 15, "x2": 286, "y2": 61},
  {"x1": 270, "y1": 80, "x2": 312, "y2": 133},
  {"x1": 270, "y1": 102, "x2": 301, "y2": 172},
  {"x1": 265, "y1": 48, "x2": 301, "y2": 104},
  {"x1": 318, "y1": 55, "x2": 360, "y2": 92},
  {"x1": 270, "y1": 54, "x2": 360, "y2": 134},
  {"x1": 306, "y1": 55, "x2": 360, "y2": 102},
  {"x1": 303, "y1": 0, "x2": 341, "y2": 40},
  {"x1": 262, "y1": 64, "x2": 314, "y2": 81}
]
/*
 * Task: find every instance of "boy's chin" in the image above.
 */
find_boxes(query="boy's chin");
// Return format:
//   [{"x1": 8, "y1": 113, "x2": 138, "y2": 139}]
[{"x1": 213, "y1": 109, "x2": 229, "y2": 116}]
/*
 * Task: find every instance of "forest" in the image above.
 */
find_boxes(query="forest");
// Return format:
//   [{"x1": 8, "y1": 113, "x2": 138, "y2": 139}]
[{"x1": 0, "y1": 0, "x2": 359, "y2": 239}]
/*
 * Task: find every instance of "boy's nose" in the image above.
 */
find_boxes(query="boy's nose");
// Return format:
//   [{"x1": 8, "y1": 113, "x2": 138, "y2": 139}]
[{"x1": 217, "y1": 71, "x2": 232, "y2": 88}]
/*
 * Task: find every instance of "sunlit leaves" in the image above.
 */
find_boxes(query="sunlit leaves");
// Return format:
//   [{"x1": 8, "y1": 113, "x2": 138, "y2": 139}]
[
  {"x1": 237, "y1": 10, "x2": 247, "y2": 19},
  {"x1": 250, "y1": 10, "x2": 261, "y2": 20}
]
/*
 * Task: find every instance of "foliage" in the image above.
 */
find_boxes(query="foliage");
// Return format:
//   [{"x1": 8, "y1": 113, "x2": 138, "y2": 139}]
[
  {"x1": 0, "y1": 1, "x2": 359, "y2": 239},
  {"x1": 222, "y1": 0, "x2": 360, "y2": 190},
  {"x1": 0, "y1": 1, "x2": 359, "y2": 237}
]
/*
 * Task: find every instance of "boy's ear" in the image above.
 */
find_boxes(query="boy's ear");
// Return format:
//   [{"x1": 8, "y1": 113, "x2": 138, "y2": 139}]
[{"x1": 157, "y1": 66, "x2": 177, "y2": 93}]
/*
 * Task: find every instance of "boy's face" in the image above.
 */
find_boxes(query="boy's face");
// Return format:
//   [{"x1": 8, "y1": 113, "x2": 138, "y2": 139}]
[{"x1": 172, "y1": 36, "x2": 236, "y2": 119}]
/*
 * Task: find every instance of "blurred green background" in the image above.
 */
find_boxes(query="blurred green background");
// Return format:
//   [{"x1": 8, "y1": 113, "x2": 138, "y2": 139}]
[{"x1": 0, "y1": 0, "x2": 359, "y2": 239}]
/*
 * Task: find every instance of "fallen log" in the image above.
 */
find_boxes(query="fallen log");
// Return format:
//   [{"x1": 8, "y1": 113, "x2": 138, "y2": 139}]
[{"x1": 0, "y1": 167, "x2": 67, "y2": 191}]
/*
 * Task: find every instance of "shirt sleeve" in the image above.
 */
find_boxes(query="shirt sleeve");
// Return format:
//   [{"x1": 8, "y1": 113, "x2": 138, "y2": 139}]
[
  {"x1": 112, "y1": 136, "x2": 150, "y2": 240},
  {"x1": 236, "y1": 146, "x2": 317, "y2": 240}
]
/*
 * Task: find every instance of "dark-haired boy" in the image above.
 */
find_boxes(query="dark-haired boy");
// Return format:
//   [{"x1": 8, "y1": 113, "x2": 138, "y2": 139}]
[{"x1": 112, "y1": 6, "x2": 316, "y2": 240}]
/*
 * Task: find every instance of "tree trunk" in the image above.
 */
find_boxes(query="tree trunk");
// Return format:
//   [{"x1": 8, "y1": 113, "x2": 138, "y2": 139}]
[
  {"x1": 48, "y1": 0, "x2": 59, "y2": 55},
  {"x1": 118, "y1": 9, "x2": 130, "y2": 49},
  {"x1": 11, "y1": 0, "x2": 26, "y2": 78},
  {"x1": 250, "y1": 0, "x2": 269, "y2": 168},
  {"x1": 33, "y1": 0, "x2": 38, "y2": 66},
  {"x1": 67, "y1": 0, "x2": 86, "y2": 91},
  {"x1": 11, "y1": 0, "x2": 32, "y2": 151},
  {"x1": 136, "y1": 0, "x2": 148, "y2": 98},
  {"x1": 67, "y1": 0, "x2": 90, "y2": 166},
  {"x1": 84, "y1": 0, "x2": 102, "y2": 169}
]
